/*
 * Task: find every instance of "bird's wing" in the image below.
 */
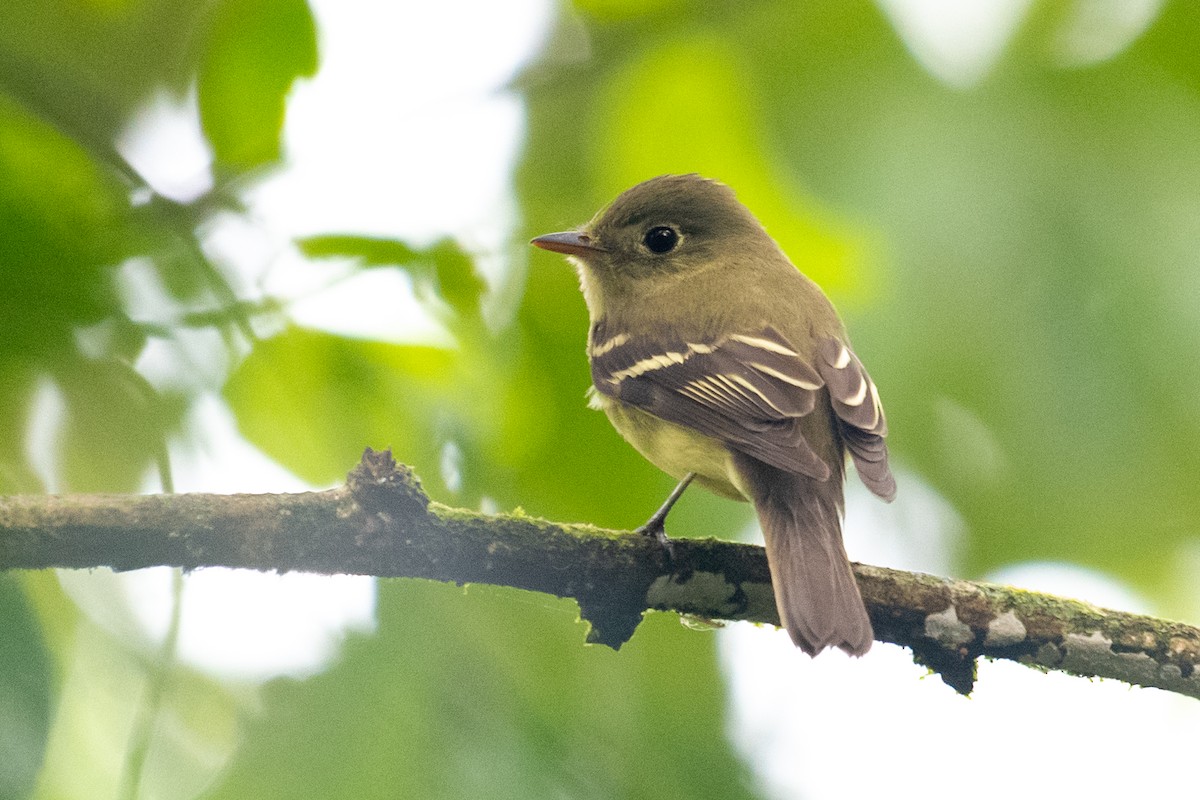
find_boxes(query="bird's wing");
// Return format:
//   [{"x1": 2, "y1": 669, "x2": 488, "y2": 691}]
[
  {"x1": 814, "y1": 338, "x2": 896, "y2": 501},
  {"x1": 589, "y1": 325, "x2": 832, "y2": 480}
]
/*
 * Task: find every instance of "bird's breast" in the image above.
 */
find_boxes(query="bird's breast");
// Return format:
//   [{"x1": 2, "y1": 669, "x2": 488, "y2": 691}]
[{"x1": 594, "y1": 393, "x2": 748, "y2": 501}]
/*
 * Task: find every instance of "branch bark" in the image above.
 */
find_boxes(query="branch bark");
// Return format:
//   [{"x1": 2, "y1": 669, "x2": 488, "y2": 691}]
[{"x1": 1, "y1": 448, "x2": 1197, "y2": 698}]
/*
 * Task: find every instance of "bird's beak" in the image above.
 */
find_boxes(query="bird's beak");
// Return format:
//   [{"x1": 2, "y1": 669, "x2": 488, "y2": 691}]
[{"x1": 530, "y1": 230, "x2": 605, "y2": 256}]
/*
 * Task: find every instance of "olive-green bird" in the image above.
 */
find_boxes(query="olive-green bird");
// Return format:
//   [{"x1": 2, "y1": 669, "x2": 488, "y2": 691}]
[{"x1": 532, "y1": 174, "x2": 895, "y2": 656}]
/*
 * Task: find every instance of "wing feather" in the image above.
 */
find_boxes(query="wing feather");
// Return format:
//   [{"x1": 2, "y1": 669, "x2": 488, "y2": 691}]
[
  {"x1": 589, "y1": 323, "x2": 897, "y2": 498},
  {"x1": 816, "y1": 338, "x2": 896, "y2": 501},
  {"x1": 590, "y1": 325, "x2": 830, "y2": 480}
]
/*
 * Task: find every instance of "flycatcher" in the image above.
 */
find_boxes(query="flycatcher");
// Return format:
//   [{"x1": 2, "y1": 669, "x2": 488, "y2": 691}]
[{"x1": 531, "y1": 174, "x2": 895, "y2": 656}]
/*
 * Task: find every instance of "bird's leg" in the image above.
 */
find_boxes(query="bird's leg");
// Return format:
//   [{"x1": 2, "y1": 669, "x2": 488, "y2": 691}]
[{"x1": 635, "y1": 473, "x2": 695, "y2": 553}]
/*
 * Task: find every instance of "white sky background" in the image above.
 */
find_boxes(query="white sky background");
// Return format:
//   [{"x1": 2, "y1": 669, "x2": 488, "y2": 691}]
[{"x1": 76, "y1": 0, "x2": 1200, "y2": 797}]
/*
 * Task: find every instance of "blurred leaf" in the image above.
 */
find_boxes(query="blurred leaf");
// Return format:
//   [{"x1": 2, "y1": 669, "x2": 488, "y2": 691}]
[
  {"x1": 206, "y1": 579, "x2": 757, "y2": 800},
  {"x1": 27, "y1": 602, "x2": 240, "y2": 800},
  {"x1": 225, "y1": 326, "x2": 467, "y2": 492},
  {"x1": 299, "y1": 235, "x2": 424, "y2": 267},
  {"x1": 129, "y1": 194, "x2": 248, "y2": 306},
  {"x1": 226, "y1": 322, "x2": 562, "y2": 503},
  {"x1": 0, "y1": 575, "x2": 51, "y2": 800},
  {"x1": 0, "y1": 95, "x2": 127, "y2": 360},
  {"x1": 198, "y1": 0, "x2": 318, "y2": 169},
  {"x1": 1135, "y1": 1, "x2": 1200, "y2": 92},
  {"x1": 428, "y1": 240, "x2": 486, "y2": 319},
  {"x1": 131, "y1": 665, "x2": 241, "y2": 800},
  {"x1": 0, "y1": 0, "x2": 210, "y2": 149},
  {"x1": 301, "y1": 235, "x2": 486, "y2": 320},
  {"x1": 55, "y1": 359, "x2": 187, "y2": 492},
  {"x1": 0, "y1": 362, "x2": 41, "y2": 494}
]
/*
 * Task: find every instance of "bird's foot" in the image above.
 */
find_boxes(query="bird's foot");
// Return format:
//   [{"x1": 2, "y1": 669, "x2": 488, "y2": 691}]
[
  {"x1": 632, "y1": 473, "x2": 695, "y2": 561},
  {"x1": 635, "y1": 517, "x2": 675, "y2": 560}
]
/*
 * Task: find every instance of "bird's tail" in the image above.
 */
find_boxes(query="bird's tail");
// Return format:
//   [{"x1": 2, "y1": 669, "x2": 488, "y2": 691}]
[{"x1": 737, "y1": 457, "x2": 873, "y2": 656}]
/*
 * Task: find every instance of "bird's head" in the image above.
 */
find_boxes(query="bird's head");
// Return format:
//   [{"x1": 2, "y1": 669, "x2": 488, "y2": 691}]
[{"x1": 531, "y1": 174, "x2": 767, "y2": 289}]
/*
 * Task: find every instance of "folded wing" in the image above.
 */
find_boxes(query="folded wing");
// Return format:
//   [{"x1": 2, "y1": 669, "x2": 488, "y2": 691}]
[{"x1": 590, "y1": 323, "x2": 895, "y2": 498}]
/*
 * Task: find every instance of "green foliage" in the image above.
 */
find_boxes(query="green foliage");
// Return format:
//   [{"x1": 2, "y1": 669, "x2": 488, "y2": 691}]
[
  {"x1": 225, "y1": 326, "x2": 465, "y2": 490},
  {"x1": 0, "y1": 0, "x2": 208, "y2": 146},
  {"x1": 0, "y1": 95, "x2": 125, "y2": 359},
  {"x1": 207, "y1": 581, "x2": 755, "y2": 800},
  {"x1": 0, "y1": 576, "x2": 51, "y2": 800},
  {"x1": 0, "y1": 0, "x2": 317, "y2": 497},
  {"x1": 2, "y1": 0, "x2": 1200, "y2": 797}
]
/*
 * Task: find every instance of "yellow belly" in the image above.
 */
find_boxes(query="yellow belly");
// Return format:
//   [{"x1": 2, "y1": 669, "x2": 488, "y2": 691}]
[{"x1": 596, "y1": 394, "x2": 749, "y2": 501}]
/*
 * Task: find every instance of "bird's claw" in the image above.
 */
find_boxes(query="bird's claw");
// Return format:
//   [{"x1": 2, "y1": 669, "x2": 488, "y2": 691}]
[{"x1": 635, "y1": 520, "x2": 675, "y2": 560}]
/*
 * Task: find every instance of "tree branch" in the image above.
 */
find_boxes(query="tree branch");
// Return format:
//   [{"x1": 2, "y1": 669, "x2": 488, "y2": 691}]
[{"x1": 1, "y1": 449, "x2": 1197, "y2": 698}]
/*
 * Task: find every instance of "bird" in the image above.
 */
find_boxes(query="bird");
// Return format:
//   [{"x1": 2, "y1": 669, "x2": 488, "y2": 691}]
[{"x1": 531, "y1": 174, "x2": 895, "y2": 656}]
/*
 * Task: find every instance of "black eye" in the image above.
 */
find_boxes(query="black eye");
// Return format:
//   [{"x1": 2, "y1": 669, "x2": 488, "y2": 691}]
[{"x1": 643, "y1": 226, "x2": 679, "y2": 254}]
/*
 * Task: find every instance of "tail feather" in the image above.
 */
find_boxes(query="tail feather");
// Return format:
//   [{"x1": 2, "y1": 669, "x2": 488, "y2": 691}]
[{"x1": 735, "y1": 455, "x2": 872, "y2": 656}]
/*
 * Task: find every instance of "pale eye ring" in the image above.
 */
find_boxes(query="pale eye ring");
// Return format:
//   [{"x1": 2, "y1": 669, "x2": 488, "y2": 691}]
[{"x1": 643, "y1": 226, "x2": 679, "y2": 254}]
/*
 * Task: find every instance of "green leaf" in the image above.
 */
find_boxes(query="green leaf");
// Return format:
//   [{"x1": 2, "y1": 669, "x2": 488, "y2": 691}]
[
  {"x1": 300, "y1": 235, "x2": 486, "y2": 319},
  {"x1": 224, "y1": 326, "x2": 464, "y2": 490},
  {"x1": 0, "y1": 94, "x2": 126, "y2": 361},
  {"x1": 298, "y1": 235, "x2": 424, "y2": 268},
  {"x1": 198, "y1": 0, "x2": 319, "y2": 169},
  {"x1": 428, "y1": 240, "x2": 486, "y2": 319},
  {"x1": 0, "y1": 0, "x2": 212, "y2": 146}
]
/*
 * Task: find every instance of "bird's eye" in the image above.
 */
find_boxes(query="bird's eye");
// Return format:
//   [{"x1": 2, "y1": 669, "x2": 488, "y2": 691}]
[{"x1": 643, "y1": 226, "x2": 679, "y2": 254}]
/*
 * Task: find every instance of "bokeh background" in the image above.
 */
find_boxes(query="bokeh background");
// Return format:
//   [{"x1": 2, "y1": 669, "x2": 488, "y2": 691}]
[{"x1": 2, "y1": 1, "x2": 1199, "y2": 798}]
